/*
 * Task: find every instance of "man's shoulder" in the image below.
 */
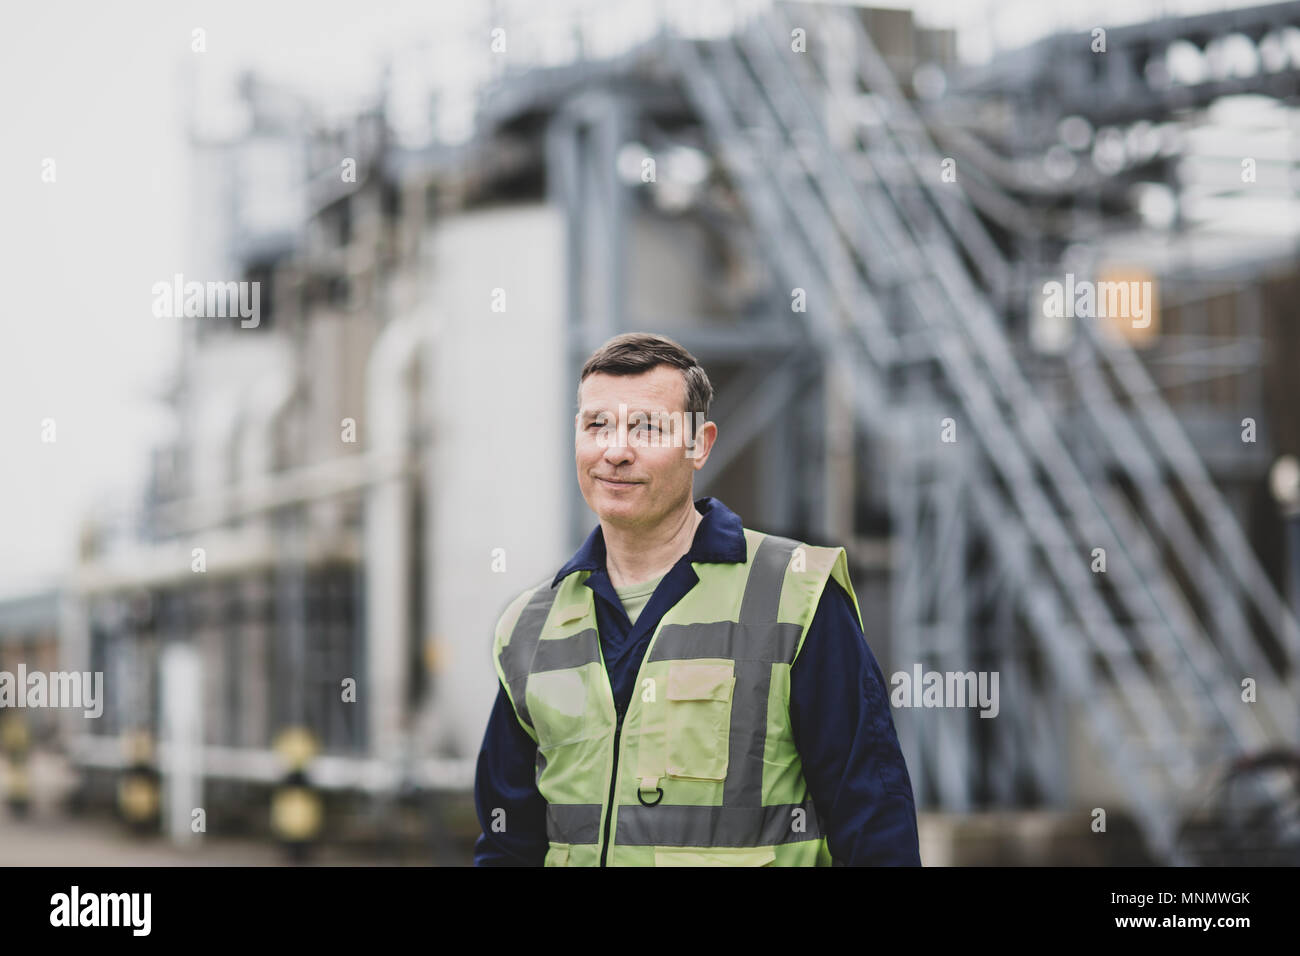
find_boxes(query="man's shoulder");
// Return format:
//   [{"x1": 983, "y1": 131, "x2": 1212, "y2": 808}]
[
  {"x1": 742, "y1": 528, "x2": 849, "y2": 573},
  {"x1": 493, "y1": 575, "x2": 561, "y2": 646},
  {"x1": 739, "y1": 530, "x2": 861, "y2": 642}
]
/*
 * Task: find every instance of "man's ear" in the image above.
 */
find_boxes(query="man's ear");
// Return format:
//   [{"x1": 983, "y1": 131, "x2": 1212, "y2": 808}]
[{"x1": 686, "y1": 419, "x2": 718, "y2": 467}]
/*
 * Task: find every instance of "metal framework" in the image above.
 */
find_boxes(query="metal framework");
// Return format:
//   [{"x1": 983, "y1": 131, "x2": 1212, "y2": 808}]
[
  {"x1": 42, "y1": 0, "x2": 1300, "y2": 861},
  {"x1": 671, "y1": 1, "x2": 1300, "y2": 862},
  {"x1": 526, "y1": 0, "x2": 1300, "y2": 861}
]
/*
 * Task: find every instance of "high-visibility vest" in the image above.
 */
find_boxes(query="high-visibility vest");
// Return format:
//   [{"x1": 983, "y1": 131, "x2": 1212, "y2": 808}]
[{"x1": 492, "y1": 529, "x2": 864, "y2": 866}]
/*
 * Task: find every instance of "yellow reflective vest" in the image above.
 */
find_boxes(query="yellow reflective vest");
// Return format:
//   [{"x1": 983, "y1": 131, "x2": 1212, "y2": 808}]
[{"x1": 492, "y1": 529, "x2": 863, "y2": 866}]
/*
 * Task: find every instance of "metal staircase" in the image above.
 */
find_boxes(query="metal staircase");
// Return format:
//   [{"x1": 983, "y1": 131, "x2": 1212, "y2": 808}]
[{"x1": 662, "y1": 0, "x2": 1300, "y2": 862}]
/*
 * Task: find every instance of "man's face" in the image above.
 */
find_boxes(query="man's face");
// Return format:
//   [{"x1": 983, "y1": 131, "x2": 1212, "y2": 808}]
[{"x1": 575, "y1": 366, "x2": 716, "y2": 530}]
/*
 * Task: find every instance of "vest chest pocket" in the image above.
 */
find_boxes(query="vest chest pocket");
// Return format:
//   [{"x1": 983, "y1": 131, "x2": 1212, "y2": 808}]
[{"x1": 664, "y1": 661, "x2": 735, "y2": 781}]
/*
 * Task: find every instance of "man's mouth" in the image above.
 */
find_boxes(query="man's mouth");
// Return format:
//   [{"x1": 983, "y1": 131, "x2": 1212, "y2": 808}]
[{"x1": 596, "y1": 476, "x2": 642, "y2": 486}]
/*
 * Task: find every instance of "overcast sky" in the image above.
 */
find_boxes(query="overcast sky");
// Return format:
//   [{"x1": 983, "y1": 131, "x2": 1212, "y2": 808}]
[{"x1": 0, "y1": 0, "x2": 1287, "y2": 599}]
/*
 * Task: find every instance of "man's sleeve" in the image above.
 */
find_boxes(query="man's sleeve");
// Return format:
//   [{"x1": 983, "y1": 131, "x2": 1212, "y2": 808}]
[
  {"x1": 789, "y1": 577, "x2": 922, "y2": 866},
  {"x1": 472, "y1": 680, "x2": 549, "y2": 866}
]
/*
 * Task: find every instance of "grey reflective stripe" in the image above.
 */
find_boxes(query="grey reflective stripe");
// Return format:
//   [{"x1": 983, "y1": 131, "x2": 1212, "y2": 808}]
[
  {"x1": 738, "y1": 534, "x2": 799, "y2": 625},
  {"x1": 498, "y1": 581, "x2": 561, "y2": 730},
  {"x1": 648, "y1": 620, "x2": 803, "y2": 662},
  {"x1": 731, "y1": 534, "x2": 797, "y2": 807},
  {"x1": 615, "y1": 799, "x2": 823, "y2": 847},
  {"x1": 532, "y1": 628, "x2": 601, "y2": 672},
  {"x1": 546, "y1": 803, "x2": 603, "y2": 845},
  {"x1": 725, "y1": 659, "x2": 771, "y2": 806}
]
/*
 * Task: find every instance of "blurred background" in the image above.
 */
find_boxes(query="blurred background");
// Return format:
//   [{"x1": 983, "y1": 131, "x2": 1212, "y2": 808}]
[{"x1": 2, "y1": 0, "x2": 1300, "y2": 866}]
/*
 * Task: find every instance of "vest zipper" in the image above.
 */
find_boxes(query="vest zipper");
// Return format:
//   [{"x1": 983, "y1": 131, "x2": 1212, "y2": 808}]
[
  {"x1": 593, "y1": 567, "x2": 688, "y2": 866},
  {"x1": 598, "y1": 708, "x2": 624, "y2": 867}
]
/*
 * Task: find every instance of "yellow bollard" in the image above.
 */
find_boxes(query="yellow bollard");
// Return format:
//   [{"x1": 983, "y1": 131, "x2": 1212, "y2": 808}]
[
  {"x1": 117, "y1": 730, "x2": 161, "y2": 833},
  {"x1": 270, "y1": 727, "x2": 324, "y2": 861},
  {"x1": 1, "y1": 714, "x2": 31, "y2": 817}
]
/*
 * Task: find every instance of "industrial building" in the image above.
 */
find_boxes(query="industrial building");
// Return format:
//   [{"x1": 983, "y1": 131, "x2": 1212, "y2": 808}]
[{"x1": 4, "y1": 0, "x2": 1300, "y2": 864}]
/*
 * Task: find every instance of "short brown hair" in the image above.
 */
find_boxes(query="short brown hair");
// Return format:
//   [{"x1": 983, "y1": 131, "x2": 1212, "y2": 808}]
[{"x1": 577, "y1": 332, "x2": 713, "y2": 434}]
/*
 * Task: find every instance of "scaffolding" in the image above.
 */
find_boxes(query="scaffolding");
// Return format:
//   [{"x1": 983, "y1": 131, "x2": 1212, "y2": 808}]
[{"x1": 526, "y1": 0, "x2": 1300, "y2": 860}]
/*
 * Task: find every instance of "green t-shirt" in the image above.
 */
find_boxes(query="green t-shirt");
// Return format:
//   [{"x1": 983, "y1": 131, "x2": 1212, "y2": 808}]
[{"x1": 613, "y1": 573, "x2": 665, "y2": 627}]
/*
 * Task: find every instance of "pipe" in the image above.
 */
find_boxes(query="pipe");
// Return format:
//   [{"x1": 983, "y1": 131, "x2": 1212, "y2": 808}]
[{"x1": 364, "y1": 314, "x2": 424, "y2": 768}]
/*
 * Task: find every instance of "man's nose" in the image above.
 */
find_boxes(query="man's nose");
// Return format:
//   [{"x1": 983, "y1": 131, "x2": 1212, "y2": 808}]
[{"x1": 602, "y1": 426, "x2": 635, "y2": 461}]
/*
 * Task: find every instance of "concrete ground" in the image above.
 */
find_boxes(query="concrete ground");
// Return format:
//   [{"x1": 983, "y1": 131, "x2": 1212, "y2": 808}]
[
  {"x1": 2, "y1": 750, "x2": 1154, "y2": 866},
  {"x1": 0, "y1": 750, "x2": 462, "y2": 866}
]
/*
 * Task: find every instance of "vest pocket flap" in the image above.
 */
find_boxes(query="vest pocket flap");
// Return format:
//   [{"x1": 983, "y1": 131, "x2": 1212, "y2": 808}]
[
  {"x1": 653, "y1": 846, "x2": 776, "y2": 867},
  {"x1": 666, "y1": 661, "x2": 735, "y2": 701},
  {"x1": 556, "y1": 603, "x2": 587, "y2": 624}
]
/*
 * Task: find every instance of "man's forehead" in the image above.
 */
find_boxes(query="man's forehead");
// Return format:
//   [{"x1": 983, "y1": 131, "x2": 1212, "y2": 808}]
[
  {"x1": 577, "y1": 404, "x2": 687, "y2": 425},
  {"x1": 578, "y1": 370, "x2": 686, "y2": 411}
]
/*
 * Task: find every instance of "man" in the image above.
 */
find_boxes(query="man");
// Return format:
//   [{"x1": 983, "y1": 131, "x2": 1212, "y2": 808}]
[{"x1": 473, "y1": 332, "x2": 920, "y2": 866}]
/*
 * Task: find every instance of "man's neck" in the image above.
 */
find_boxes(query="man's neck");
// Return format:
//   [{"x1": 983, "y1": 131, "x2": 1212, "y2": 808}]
[{"x1": 602, "y1": 499, "x2": 703, "y2": 589}]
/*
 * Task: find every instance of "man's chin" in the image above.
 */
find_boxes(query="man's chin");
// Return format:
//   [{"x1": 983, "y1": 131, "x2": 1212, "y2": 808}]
[
  {"x1": 597, "y1": 500, "x2": 641, "y2": 520},
  {"x1": 593, "y1": 496, "x2": 650, "y2": 526}
]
